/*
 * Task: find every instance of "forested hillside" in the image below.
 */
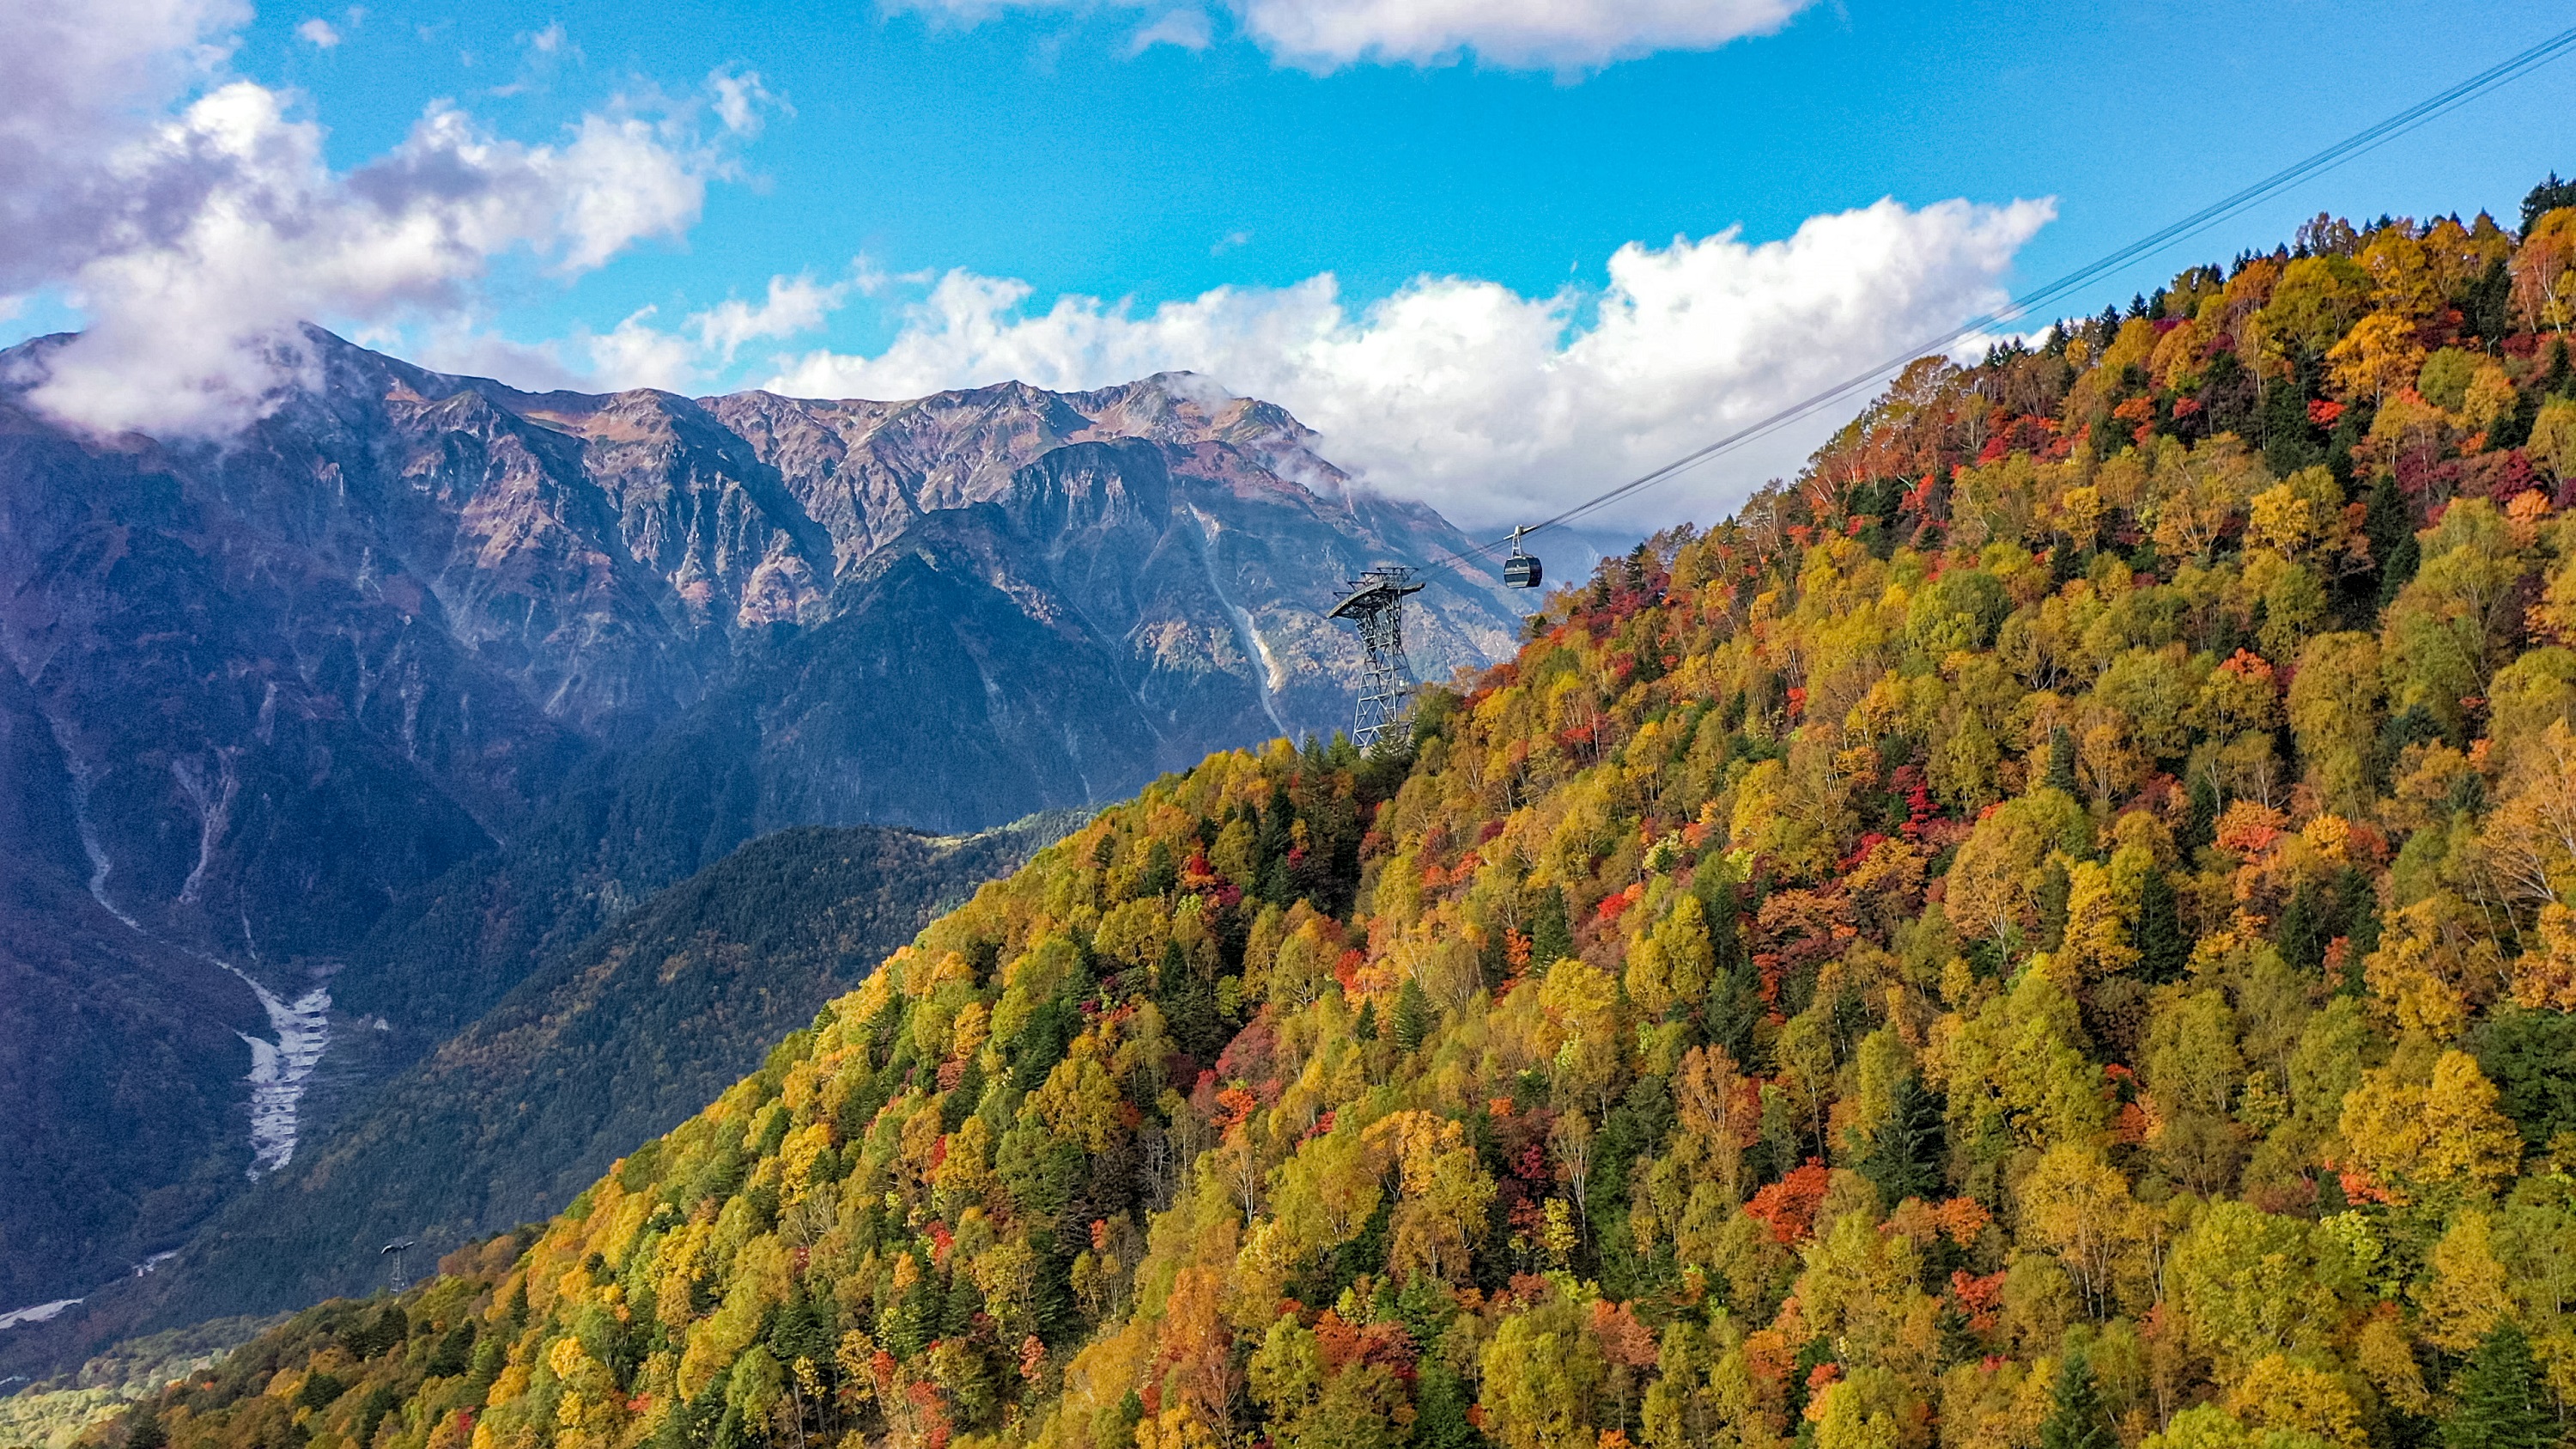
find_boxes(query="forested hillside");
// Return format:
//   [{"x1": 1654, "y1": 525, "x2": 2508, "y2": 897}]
[
  {"x1": 64, "y1": 187, "x2": 2576, "y2": 1449},
  {"x1": 0, "y1": 815, "x2": 1081, "y2": 1387},
  {"x1": 111, "y1": 816, "x2": 1081, "y2": 1334}
]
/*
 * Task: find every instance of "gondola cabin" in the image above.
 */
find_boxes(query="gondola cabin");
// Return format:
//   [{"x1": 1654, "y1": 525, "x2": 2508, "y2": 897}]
[{"x1": 1503, "y1": 525, "x2": 1543, "y2": 588}]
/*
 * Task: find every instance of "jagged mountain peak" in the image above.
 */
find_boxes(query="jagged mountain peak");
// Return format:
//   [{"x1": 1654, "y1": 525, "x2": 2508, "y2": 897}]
[{"x1": 0, "y1": 322, "x2": 1520, "y2": 1319}]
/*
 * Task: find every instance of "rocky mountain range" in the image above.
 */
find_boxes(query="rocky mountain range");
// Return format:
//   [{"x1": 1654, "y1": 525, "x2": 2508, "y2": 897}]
[{"x1": 0, "y1": 326, "x2": 1519, "y2": 1331}]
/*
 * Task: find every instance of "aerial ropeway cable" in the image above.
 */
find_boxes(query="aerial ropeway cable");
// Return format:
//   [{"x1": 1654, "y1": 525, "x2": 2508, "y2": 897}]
[{"x1": 1411, "y1": 21, "x2": 2576, "y2": 589}]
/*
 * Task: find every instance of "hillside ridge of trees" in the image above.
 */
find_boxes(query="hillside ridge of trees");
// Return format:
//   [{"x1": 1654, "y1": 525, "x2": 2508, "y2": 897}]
[{"x1": 53, "y1": 177, "x2": 2576, "y2": 1449}]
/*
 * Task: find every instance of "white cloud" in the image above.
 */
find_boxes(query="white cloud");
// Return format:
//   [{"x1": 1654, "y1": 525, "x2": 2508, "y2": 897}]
[
  {"x1": 0, "y1": 0, "x2": 245, "y2": 283},
  {"x1": 1242, "y1": 0, "x2": 1808, "y2": 69},
  {"x1": 586, "y1": 307, "x2": 701, "y2": 392},
  {"x1": 707, "y1": 67, "x2": 775, "y2": 137},
  {"x1": 897, "y1": 0, "x2": 1816, "y2": 70},
  {"x1": 693, "y1": 272, "x2": 853, "y2": 363},
  {"x1": 765, "y1": 198, "x2": 2055, "y2": 530},
  {"x1": 489, "y1": 19, "x2": 579, "y2": 94},
  {"x1": 1128, "y1": 9, "x2": 1212, "y2": 54},
  {"x1": 410, "y1": 324, "x2": 592, "y2": 392},
  {"x1": 0, "y1": 0, "x2": 765, "y2": 438},
  {"x1": 295, "y1": 17, "x2": 340, "y2": 47},
  {"x1": 409, "y1": 265, "x2": 857, "y2": 396}
]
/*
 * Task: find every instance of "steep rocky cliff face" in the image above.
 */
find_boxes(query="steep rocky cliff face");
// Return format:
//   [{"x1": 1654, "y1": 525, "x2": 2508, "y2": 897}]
[{"x1": 0, "y1": 326, "x2": 1516, "y2": 1322}]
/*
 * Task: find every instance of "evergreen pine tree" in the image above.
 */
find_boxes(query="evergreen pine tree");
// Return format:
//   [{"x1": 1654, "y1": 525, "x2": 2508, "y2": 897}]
[
  {"x1": 124, "y1": 1411, "x2": 167, "y2": 1449},
  {"x1": 1259, "y1": 853, "x2": 1296, "y2": 908},
  {"x1": 2184, "y1": 775, "x2": 2220, "y2": 853},
  {"x1": 1529, "y1": 886, "x2": 1573, "y2": 966},
  {"x1": 2495, "y1": 381, "x2": 2543, "y2": 451},
  {"x1": 2335, "y1": 866, "x2": 2383, "y2": 987},
  {"x1": 1153, "y1": 937, "x2": 1222, "y2": 1062},
  {"x1": 1141, "y1": 839, "x2": 1178, "y2": 897},
  {"x1": 2038, "y1": 1351, "x2": 2115, "y2": 1449},
  {"x1": 2278, "y1": 882, "x2": 2328, "y2": 975},
  {"x1": 2524, "y1": 173, "x2": 2576, "y2": 233},
  {"x1": 1325, "y1": 731, "x2": 1360, "y2": 770},
  {"x1": 1412, "y1": 1362, "x2": 1477, "y2": 1449},
  {"x1": 1858, "y1": 1075, "x2": 1947, "y2": 1206},
  {"x1": 2362, "y1": 471, "x2": 2410, "y2": 591},
  {"x1": 2045, "y1": 727, "x2": 2081, "y2": 796},
  {"x1": 426, "y1": 1319, "x2": 476, "y2": 1378},
  {"x1": 2469, "y1": 255, "x2": 2516, "y2": 344},
  {"x1": 1354, "y1": 997, "x2": 1378, "y2": 1042},
  {"x1": 2134, "y1": 868, "x2": 2190, "y2": 984},
  {"x1": 1707, "y1": 957, "x2": 1763, "y2": 1064},
  {"x1": 2445, "y1": 1324, "x2": 2558, "y2": 1449},
  {"x1": 2262, "y1": 369, "x2": 2325, "y2": 475},
  {"x1": 1392, "y1": 977, "x2": 1434, "y2": 1052}
]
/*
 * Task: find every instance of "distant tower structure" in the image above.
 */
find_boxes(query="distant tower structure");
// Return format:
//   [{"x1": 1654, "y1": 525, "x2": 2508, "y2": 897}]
[
  {"x1": 381, "y1": 1239, "x2": 418, "y2": 1293},
  {"x1": 1327, "y1": 566, "x2": 1425, "y2": 751}
]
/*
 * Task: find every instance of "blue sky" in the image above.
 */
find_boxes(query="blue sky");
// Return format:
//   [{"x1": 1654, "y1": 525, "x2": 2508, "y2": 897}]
[
  {"x1": 7, "y1": 0, "x2": 2576, "y2": 527},
  {"x1": 220, "y1": 0, "x2": 2576, "y2": 347}
]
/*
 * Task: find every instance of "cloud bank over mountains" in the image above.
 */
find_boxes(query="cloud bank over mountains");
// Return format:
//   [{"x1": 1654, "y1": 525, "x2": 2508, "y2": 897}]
[
  {"x1": 759, "y1": 198, "x2": 2053, "y2": 530},
  {"x1": 0, "y1": 0, "x2": 2050, "y2": 531},
  {"x1": 0, "y1": 0, "x2": 760, "y2": 438}
]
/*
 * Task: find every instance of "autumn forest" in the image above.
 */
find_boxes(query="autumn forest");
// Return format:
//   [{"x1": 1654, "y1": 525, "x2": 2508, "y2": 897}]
[{"x1": 58, "y1": 179, "x2": 2576, "y2": 1449}]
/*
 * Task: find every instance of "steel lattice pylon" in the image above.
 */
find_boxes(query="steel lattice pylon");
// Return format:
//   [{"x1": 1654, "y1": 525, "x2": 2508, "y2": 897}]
[{"x1": 1327, "y1": 566, "x2": 1425, "y2": 751}]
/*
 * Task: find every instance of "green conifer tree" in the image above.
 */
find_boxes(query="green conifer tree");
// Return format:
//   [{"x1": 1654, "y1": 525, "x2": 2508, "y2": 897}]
[
  {"x1": 2045, "y1": 727, "x2": 2081, "y2": 796},
  {"x1": 2184, "y1": 775, "x2": 2221, "y2": 853},
  {"x1": 1707, "y1": 956, "x2": 1764, "y2": 1064},
  {"x1": 1411, "y1": 1362, "x2": 1477, "y2": 1449},
  {"x1": 1155, "y1": 939, "x2": 1223, "y2": 1062},
  {"x1": 1858, "y1": 1075, "x2": 1947, "y2": 1206},
  {"x1": 1529, "y1": 886, "x2": 1573, "y2": 966},
  {"x1": 1392, "y1": 977, "x2": 1433, "y2": 1052},
  {"x1": 2134, "y1": 868, "x2": 2190, "y2": 983},
  {"x1": 2278, "y1": 881, "x2": 2328, "y2": 975},
  {"x1": 2445, "y1": 1324, "x2": 2558, "y2": 1449},
  {"x1": 2039, "y1": 1350, "x2": 2115, "y2": 1449},
  {"x1": 2378, "y1": 526, "x2": 2424, "y2": 607},
  {"x1": 1142, "y1": 839, "x2": 1178, "y2": 897}
]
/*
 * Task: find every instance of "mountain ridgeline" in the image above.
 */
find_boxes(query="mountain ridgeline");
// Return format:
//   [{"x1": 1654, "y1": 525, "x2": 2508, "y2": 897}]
[
  {"x1": 0, "y1": 334, "x2": 1516, "y2": 1315},
  {"x1": 70, "y1": 192, "x2": 2576, "y2": 1449}
]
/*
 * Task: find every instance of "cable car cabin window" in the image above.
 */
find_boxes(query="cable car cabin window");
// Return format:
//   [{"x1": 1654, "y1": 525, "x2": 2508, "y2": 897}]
[{"x1": 1504, "y1": 554, "x2": 1541, "y2": 588}]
